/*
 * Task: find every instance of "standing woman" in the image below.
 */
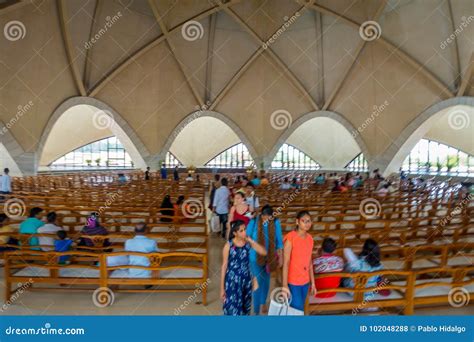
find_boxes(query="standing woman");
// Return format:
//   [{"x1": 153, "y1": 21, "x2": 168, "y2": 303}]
[
  {"x1": 221, "y1": 220, "x2": 267, "y2": 316},
  {"x1": 226, "y1": 191, "x2": 253, "y2": 238},
  {"x1": 246, "y1": 205, "x2": 283, "y2": 315},
  {"x1": 282, "y1": 210, "x2": 317, "y2": 312}
]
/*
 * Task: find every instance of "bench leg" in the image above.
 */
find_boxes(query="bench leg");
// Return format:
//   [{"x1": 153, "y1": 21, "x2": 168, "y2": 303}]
[
  {"x1": 4, "y1": 280, "x2": 11, "y2": 303},
  {"x1": 403, "y1": 304, "x2": 414, "y2": 315},
  {"x1": 202, "y1": 287, "x2": 207, "y2": 306}
]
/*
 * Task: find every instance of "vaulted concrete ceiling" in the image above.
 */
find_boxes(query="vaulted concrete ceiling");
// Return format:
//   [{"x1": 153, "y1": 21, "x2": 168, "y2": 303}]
[{"x1": 0, "y1": 0, "x2": 472, "y2": 173}]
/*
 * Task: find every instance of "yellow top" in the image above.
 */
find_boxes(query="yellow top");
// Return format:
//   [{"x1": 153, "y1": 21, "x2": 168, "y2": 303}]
[{"x1": 0, "y1": 225, "x2": 13, "y2": 245}]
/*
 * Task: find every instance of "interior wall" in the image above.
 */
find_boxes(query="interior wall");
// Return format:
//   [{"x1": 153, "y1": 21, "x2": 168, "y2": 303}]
[
  {"x1": 39, "y1": 105, "x2": 113, "y2": 166},
  {"x1": 285, "y1": 117, "x2": 361, "y2": 169},
  {"x1": 423, "y1": 106, "x2": 474, "y2": 155},
  {"x1": 168, "y1": 117, "x2": 241, "y2": 167}
]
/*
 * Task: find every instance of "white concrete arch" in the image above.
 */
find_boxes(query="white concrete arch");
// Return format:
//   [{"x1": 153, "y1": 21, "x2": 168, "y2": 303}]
[
  {"x1": 0, "y1": 120, "x2": 34, "y2": 176},
  {"x1": 381, "y1": 97, "x2": 474, "y2": 175},
  {"x1": 157, "y1": 110, "x2": 259, "y2": 167},
  {"x1": 265, "y1": 110, "x2": 371, "y2": 170},
  {"x1": 37, "y1": 96, "x2": 151, "y2": 170}
]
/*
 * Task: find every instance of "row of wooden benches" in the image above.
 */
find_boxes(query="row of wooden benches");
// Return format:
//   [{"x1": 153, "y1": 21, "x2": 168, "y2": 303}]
[{"x1": 3, "y1": 250, "x2": 472, "y2": 314}]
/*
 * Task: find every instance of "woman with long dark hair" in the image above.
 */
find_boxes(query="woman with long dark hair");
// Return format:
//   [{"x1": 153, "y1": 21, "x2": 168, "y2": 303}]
[
  {"x1": 246, "y1": 205, "x2": 283, "y2": 315},
  {"x1": 160, "y1": 195, "x2": 174, "y2": 222},
  {"x1": 343, "y1": 238, "x2": 383, "y2": 298},
  {"x1": 220, "y1": 220, "x2": 267, "y2": 315}
]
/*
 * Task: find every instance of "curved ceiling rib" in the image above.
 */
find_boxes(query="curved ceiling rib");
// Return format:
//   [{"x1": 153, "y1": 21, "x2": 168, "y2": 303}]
[
  {"x1": 297, "y1": 0, "x2": 454, "y2": 99},
  {"x1": 57, "y1": 0, "x2": 87, "y2": 96},
  {"x1": 457, "y1": 53, "x2": 474, "y2": 96},
  {"x1": 210, "y1": 4, "x2": 319, "y2": 111},
  {"x1": 147, "y1": 0, "x2": 204, "y2": 107},
  {"x1": 89, "y1": 0, "x2": 241, "y2": 97},
  {"x1": 322, "y1": 0, "x2": 388, "y2": 110}
]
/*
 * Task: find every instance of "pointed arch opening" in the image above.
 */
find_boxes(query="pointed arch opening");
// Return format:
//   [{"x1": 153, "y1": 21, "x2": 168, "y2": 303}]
[
  {"x1": 270, "y1": 143, "x2": 321, "y2": 170},
  {"x1": 38, "y1": 97, "x2": 150, "y2": 171},
  {"x1": 163, "y1": 113, "x2": 257, "y2": 168},
  {"x1": 205, "y1": 143, "x2": 254, "y2": 169}
]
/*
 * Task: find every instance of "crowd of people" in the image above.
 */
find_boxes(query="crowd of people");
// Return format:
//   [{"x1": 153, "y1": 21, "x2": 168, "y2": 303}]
[
  {"x1": 206, "y1": 171, "x2": 388, "y2": 316},
  {"x1": 2, "y1": 166, "x2": 467, "y2": 316}
]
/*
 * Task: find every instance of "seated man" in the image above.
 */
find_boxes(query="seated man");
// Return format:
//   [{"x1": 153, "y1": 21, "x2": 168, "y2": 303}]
[
  {"x1": 125, "y1": 223, "x2": 158, "y2": 278},
  {"x1": 313, "y1": 238, "x2": 344, "y2": 298}
]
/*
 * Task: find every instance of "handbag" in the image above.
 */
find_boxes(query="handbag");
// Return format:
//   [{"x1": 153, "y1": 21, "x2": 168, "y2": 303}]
[
  {"x1": 268, "y1": 297, "x2": 304, "y2": 316},
  {"x1": 210, "y1": 214, "x2": 220, "y2": 233}
]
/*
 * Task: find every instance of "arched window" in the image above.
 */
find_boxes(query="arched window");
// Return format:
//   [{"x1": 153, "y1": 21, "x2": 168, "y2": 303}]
[
  {"x1": 164, "y1": 152, "x2": 183, "y2": 168},
  {"x1": 345, "y1": 153, "x2": 368, "y2": 171},
  {"x1": 402, "y1": 139, "x2": 473, "y2": 176},
  {"x1": 205, "y1": 143, "x2": 254, "y2": 168},
  {"x1": 271, "y1": 143, "x2": 321, "y2": 170},
  {"x1": 50, "y1": 136, "x2": 133, "y2": 169}
]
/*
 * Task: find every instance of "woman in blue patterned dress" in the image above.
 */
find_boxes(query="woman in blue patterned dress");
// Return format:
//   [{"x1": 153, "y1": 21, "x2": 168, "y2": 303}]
[{"x1": 220, "y1": 220, "x2": 267, "y2": 315}]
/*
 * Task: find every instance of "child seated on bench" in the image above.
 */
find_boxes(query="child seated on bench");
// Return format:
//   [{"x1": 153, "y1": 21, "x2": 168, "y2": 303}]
[
  {"x1": 55, "y1": 230, "x2": 73, "y2": 264},
  {"x1": 343, "y1": 239, "x2": 383, "y2": 299},
  {"x1": 313, "y1": 238, "x2": 344, "y2": 298}
]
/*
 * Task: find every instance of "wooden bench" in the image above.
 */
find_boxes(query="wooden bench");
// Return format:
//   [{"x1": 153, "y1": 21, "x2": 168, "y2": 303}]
[
  {"x1": 4, "y1": 250, "x2": 209, "y2": 306},
  {"x1": 305, "y1": 266, "x2": 473, "y2": 315}
]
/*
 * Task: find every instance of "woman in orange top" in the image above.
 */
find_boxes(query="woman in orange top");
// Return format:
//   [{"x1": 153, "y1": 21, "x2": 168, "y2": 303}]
[{"x1": 282, "y1": 210, "x2": 316, "y2": 311}]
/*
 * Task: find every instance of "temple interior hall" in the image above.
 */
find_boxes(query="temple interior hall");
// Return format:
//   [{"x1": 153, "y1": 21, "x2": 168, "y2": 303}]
[{"x1": 0, "y1": 0, "x2": 472, "y2": 316}]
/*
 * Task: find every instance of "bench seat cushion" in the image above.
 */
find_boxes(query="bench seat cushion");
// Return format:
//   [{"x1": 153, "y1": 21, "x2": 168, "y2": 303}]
[
  {"x1": 392, "y1": 277, "x2": 474, "y2": 298},
  {"x1": 110, "y1": 268, "x2": 203, "y2": 279},
  {"x1": 14, "y1": 266, "x2": 100, "y2": 278},
  {"x1": 308, "y1": 290, "x2": 403, "y2": 304}
]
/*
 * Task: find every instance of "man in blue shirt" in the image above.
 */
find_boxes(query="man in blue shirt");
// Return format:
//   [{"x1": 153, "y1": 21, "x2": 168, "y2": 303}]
[{"x1": 125, "y1": 223, "x2": 158, "y2": 278}]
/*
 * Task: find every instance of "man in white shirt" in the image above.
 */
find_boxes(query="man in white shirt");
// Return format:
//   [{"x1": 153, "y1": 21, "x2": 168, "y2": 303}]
[
  {"x1": 37, "y1": 212, "x2": 63, "y2": 251},
  {"x1": 0, "y1": 168, "x2": 12, "y2": 194},
  {"x1": 125, "y1": 222, "x2": 158, "y2": 278},
  {"x1": 212, "y1": 177, "x2": 230, "y2": 239},
  {"x1": 245, "y1": 183, "x2": 259, "y2": 212}
]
